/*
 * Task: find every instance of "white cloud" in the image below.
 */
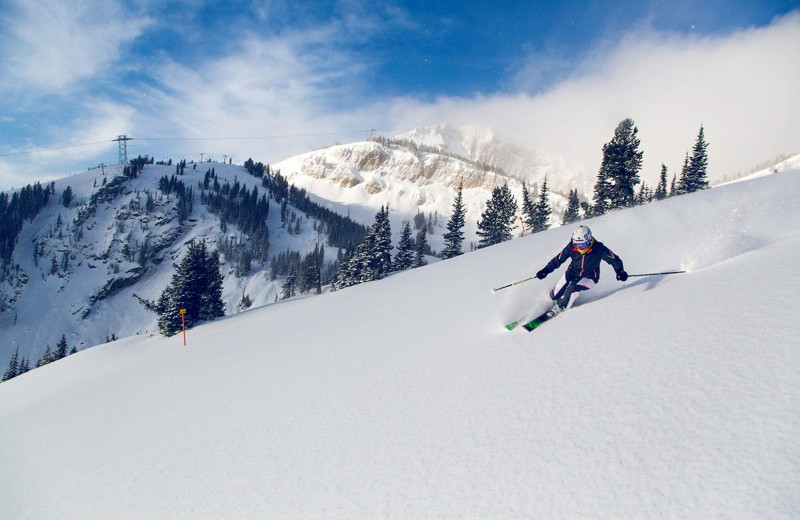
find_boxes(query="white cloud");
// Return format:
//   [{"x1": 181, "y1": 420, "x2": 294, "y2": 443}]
[
  {"x1": 384, "y1": 11, "x2": 800, "y2": 184},
  {"x1": 0, "y1": 0, "x2": 150, "y2": 96}
]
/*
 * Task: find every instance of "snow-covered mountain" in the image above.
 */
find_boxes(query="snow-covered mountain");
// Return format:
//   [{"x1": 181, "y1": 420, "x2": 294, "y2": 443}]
[
  {"x1": 272, "y1": 125, "x2": 576, "y2": 246},
  {"x1": 0, "y1": 161, "x2": 347, "y2": 365},
  {"x1": 1, "y1": 168, "x2": 798, "y2": 518},
  {"x1": 1, "y1": 123, "x2": 795, "y2": 370},
  {"x1": 1, "y1": 126, "x2": 578, "y2": 369}
]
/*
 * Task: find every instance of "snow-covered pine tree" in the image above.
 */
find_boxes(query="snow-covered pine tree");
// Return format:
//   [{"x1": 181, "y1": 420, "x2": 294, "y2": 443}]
[
  {"x1": 281, "y1": 269, "x2": 297, "y2": 300},
  {"x1": 373, "y1": 206, "x2": 393, "y2": 277},
  {"x1": 477, "y1": 184, "x2": 518, "y2": 248},
  {"x1": 414, "y1": 227, "x2": 429, "y2": 268},
  {"x1": 154, "y1": 240, "x2": 225, "y2": 336},
  {"x1": 393, "y1": 222, "x2": 416, "y2": 271},
  {"x1": 199, "y1": 250, "x2": 225, "y2": 321},
  {"x1": 2, "y1": 346, "x2": 20, "y2": 381},
  {"x1": 562, "y1": 189, "x2": 581, "y2": 225},
  {"x1": 531, "y1": 176, "x2": 551, "y2": 233},
  {"x1": 156, "y1": 286, "x2": 183, "y2": 337},
  {"x1": 353, "y1": 229, "x2": 379, "y2": 284},
  {"x1": 441, "y1": 182, "x2": 467, "y2": 259},
  {"x1": 36, "y1": 345, "x2": 53, "y2": 368}
]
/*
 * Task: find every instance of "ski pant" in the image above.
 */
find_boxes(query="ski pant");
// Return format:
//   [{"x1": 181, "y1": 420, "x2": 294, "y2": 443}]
[{"x1": 549, "y1": 273, "x2": 595, "y2": 310}]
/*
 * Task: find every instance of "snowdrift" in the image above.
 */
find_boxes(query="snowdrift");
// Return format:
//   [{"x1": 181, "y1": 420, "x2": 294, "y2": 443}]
[{"x1": 1, "y1": 170, "x2": 799, "y2": 518}]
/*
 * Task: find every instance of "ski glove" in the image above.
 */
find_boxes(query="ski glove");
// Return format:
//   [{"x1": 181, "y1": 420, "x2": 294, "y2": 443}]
[
  {"x1": 536, "y1": 268, "x2": 549, "y2": 280},
  {"x1": 616, "y1": 270, "x2": 628, "y2": 281}
]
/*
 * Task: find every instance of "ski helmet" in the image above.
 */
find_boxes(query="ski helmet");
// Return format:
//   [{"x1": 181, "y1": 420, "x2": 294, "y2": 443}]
[{"x1": 572, "y1": 225, "x2": 592, "y2": 245}]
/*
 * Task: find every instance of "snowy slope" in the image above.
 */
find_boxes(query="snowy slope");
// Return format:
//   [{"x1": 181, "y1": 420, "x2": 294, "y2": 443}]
[
  {"x1": 1, "y1": 169, "x2": 799, "y2": 518},
  {"x1": 720, "y1": 152, "x2": 800, "y2": 185}
]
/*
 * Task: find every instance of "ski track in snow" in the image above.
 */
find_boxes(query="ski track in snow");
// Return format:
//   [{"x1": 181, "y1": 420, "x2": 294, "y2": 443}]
[{"x1": 1, "y1": 170, "x2": 799, "y2": 518}]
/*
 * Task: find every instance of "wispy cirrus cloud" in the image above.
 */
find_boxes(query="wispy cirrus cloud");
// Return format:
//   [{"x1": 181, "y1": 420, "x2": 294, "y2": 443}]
[{"x1": 0, "y1": 0, "x2": 150, "y2": 97}]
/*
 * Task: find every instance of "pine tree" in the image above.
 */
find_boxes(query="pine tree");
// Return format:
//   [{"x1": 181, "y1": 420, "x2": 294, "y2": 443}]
[
  {"x1": 562, "y1": 189, "x2": 581, "y2": 225},
  {"x1": 441, "y1": 182, "x2": 467, "y2": 259},
  {"x1": 393, "y1": 222, "x2": 416, "y2": 271},
  {"x1": 372, "y1": 206, "x2": 393, "y2": 277},
  {"x1": 2, "y1": 346, "x2": 20, "y2": 381},
  {"x1": 61, "y1": 186, "x2": 73, "y2": 208},
  {"x1": 54, "y1": 334, "x2": 68, "y2": 360},
  {"x1": 156, "y1": 286, "x2": 183, "y2": 337},
  {"x1": 596, "y1": 118, "x2": 643, "y2": 210},
  {"x1": 685, "y1": 125, "x2": 709, "y2": 192},
  {"x1": 676, "y1": 153, "x2": 690, "y2": 195},
  {"x1": 531, "y1": 176, "x2": 551, "y2": 233},
  {"x1": 592, "y1": 166, "x2": 611, "y2": 216},
  {"x1": 414, "y1": 227, "x2": 429, "y2": 267},
  {"x1": 37, "y1": 345, "x2": 53, "y2": 368},
  {"x1": 353, "y1": 229, "x2": 379, "y2": 283},
  {"x1": 476, "y1": 184, "x2": 518, "y2": 249},
  {"x1": 520, "y1": 183, "x2": 536, "y2": 235},
  {"x1": 199, "y1": 250, "x2": 225, "y2": 321},
  {"x1": 153, "y1": 240, "x2": 225, "y2": 336},
  {"x1": 281, "y1": 269, "x2": 297, "y2": 300},
  {"x1": 655, "y1": 164, "x2": 668, "y2": 200}
]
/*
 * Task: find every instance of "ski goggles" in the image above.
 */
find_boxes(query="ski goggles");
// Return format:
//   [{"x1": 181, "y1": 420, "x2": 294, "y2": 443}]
[{"x1": 572, "y1": 238, "x2": 593, "y2": 253}]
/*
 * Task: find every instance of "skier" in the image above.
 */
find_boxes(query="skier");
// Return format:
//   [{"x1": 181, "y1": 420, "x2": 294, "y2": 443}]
[{"x1": 535, "y1": 225, "x2": 628, "y2": 315}]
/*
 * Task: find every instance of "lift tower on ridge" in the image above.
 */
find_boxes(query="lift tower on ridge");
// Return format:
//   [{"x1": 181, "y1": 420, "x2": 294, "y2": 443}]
[{"x1": 112, "y1": 135, "x2": 132, "y2": 165}]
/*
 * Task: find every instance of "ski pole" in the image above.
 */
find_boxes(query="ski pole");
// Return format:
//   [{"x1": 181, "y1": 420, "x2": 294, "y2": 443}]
[
  {"x1": 492, "y1": 276, "x2": 536, "y2": 293},
  {"x1": 627, "y1": 270, "x2": 686, "y2": 278}
]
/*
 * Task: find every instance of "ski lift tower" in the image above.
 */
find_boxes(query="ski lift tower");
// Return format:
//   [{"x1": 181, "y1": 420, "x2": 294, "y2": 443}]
[{"x1": 112, "y1": 135, "x2": 132, "y2": 165}]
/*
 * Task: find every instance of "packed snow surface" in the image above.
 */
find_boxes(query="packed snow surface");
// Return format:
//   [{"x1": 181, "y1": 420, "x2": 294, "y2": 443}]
[{"x1": 1, "y1": 170, "x2": 799, "y2": 518}]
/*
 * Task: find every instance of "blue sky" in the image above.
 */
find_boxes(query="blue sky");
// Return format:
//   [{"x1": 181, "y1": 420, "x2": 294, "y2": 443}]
[{"x1": 0, "y1": 0, "x2": 798, "y2": 190}]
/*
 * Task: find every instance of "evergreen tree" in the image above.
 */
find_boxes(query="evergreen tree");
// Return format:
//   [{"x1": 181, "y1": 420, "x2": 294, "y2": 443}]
[
  {"x1": 152, "y1": 240, "x2": 225, "y2": 336},
  {"x1": 372, "y1": 206, "x2": 393, "y2": 277},
  {"x1": 655, "y1": 164, "x2": 669, "y2": 200},
  {"x1": 199, "y1": 250, "x2": 225, "y2": 321},
  {"x1": 281, "y1": 269, "x2": 297, "y2": 300},
  {"x1": 596, "y1": 118, "x2": 643, "y2": 210},
  {"x1": 676, "y1": 153, "x2": 690, "y2": 195},
  {"x1": 562, "y1": 189, "x2": 581, "y2": 225},
  {"x1": 520, "y1": 183, "x2": 536, "y2": 235},
  {"x1": 531, "y1": 176, "x2": 551, "y2": 233},
  {"x1": 2, "y1": 346, "x2": 20, "y2": 381},
  {"x1": 476, "y1": 184, "x2": 518, "y2": 249},
  {"x1": 61, "y1": 186, "x2": 73, "y2": 208},
  {"x1": 347, "y1": 228, "x2": 378, "y2": 284},
  {"x1": 393, "y1": 222, "x2": 416, "y2": 271},
  {"x1": 685, "y1": 125, "x2": 709, "y2": 192},
  {"x1": 156, "y1": 286, "x2": 183, "y2": 337},
  {"x1": 636, "y1": 182, "x2": 653, "y2": 205},
  {"x1": 414, "y1": 227, "x2": 429, "y2": 267},
  {"x1": 592, "y1": 166, "x2": 611, "y2": 216},
  {"x1": 441, "y1": 182, "x2": 467, "y2": 259},
  {"x1": 37, "y1": 345, "x2": 53, "y2": 368},
  {"x1": 54, "y1": 334, "x2": 68, "y2": 360}
]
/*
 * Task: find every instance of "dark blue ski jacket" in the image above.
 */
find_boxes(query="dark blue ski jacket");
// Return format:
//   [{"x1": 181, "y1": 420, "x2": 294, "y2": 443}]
[{"x1": 541, "y1": 239, "x2": 625, "y2": 282}]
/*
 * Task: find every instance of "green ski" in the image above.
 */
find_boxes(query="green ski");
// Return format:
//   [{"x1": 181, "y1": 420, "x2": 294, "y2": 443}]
[{"x1": 505, "y1": 305, "x2": 562, "y2": 332}]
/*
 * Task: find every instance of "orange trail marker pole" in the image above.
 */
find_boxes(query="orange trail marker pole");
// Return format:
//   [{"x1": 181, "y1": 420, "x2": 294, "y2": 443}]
[{"x1": 180, "y1": 309, "x2": 187, "y2": 346}]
